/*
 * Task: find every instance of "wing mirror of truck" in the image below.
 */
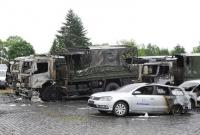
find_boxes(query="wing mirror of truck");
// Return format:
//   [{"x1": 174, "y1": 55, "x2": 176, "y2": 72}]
[{"x1": 132, "y1": 91, "x2": 141, "y2": 95}]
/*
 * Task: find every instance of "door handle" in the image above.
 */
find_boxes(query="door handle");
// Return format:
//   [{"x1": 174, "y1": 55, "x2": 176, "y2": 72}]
[{"x1": 150, "y1": 98, "x2": 154, "y2": 100}]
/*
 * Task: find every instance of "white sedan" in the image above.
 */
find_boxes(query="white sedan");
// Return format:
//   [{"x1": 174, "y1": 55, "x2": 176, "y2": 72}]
[{"x1": 88, "y1": 83, "x2": 191, "y2": 117}]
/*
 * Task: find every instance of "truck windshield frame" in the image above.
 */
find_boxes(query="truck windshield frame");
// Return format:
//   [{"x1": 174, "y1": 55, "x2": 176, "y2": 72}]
[{"x1": 142, "y1": 65, "x2": 158, "y2": 75}]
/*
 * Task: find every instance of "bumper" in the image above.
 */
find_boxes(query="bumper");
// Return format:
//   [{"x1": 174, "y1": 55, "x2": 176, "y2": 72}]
[{"x1": 88, "y1": 99, "x2": 114, "y2": 111}]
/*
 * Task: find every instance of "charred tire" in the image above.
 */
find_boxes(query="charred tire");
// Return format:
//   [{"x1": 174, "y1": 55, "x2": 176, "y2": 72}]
[
  {"x1": 41, "y1": 85, "x2": 62, "y2": 102},
  {"x1": 98, "y1": 110, "x2": 108, "y2": 114},
  {"x1": 105, "y1": 82, "x2": 120, "y2": 91},
  {"x1": 170, "y1": 105, "x2": 183, "y2": 115},
  {"x1": 113, "y1": 101, "x2": 128, "y2": 117}
]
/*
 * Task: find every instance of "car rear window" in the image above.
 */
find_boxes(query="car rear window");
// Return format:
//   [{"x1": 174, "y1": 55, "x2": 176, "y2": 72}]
[{"x1": 156, "y1": 86, "x2": 170, "y2": 95}]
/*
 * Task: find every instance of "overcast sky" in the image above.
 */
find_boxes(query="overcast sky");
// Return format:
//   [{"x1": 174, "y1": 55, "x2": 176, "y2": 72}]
[{"x1": 0, "y1": 0, "x2": 200, "y2": 53}]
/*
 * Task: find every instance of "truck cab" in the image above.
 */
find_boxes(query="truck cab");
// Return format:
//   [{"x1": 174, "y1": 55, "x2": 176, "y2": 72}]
[
  {"x1": 141, "y1": 61, "x2": 174, "y2": 85},
  {"x1": 15, "y1": 55, "x2": 66, "y2": 98}
]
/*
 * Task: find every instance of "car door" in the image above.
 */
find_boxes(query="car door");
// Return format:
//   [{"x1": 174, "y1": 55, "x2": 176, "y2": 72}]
[
  {"x1": 153, "y1": 86, "x2": 171, "y2": 113},
  {"x1": 131, "y1": 85, "x2": 155, "y2": 112}
]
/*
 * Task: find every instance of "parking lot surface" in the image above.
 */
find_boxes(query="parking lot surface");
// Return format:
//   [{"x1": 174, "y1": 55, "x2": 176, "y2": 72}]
[{"x1": 0, "y1": 94, "x2": 200, "y2": 135}]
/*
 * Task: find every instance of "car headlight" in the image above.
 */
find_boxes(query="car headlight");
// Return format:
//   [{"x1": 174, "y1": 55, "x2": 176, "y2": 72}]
[{"x1": 99, "y1": 96, "x2": 113, "y2": 101}]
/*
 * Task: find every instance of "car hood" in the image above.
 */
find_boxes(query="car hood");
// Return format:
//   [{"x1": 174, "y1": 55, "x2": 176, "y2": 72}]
[{"x1": 91, "y1": 91, "x2": 128, "y2": 97}]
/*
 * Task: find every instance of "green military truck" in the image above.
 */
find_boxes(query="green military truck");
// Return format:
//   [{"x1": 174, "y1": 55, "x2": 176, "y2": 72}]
[
  {"x1": 140, "y1": 54, "x2": 200, "y2": 86},
  {"x1": 15, "y1": 46, "x2": 139, "y2": 101},
  {"x1": 174, "y1": 53, "x2": 200, "y2": 85}
]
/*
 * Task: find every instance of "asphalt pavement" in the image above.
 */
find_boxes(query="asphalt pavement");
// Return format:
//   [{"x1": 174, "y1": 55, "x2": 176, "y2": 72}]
[{"x1": 0, "y1": 93, "x2": 200, "y2": 135}]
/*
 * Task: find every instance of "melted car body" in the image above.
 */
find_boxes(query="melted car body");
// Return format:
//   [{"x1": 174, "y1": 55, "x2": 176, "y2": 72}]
[{"x1": 179, "y1": 80, "x2": 200, "y2": 108}]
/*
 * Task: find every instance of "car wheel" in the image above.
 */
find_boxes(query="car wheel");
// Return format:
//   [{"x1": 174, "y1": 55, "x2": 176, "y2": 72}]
[
  {"x1": 105, "y1": 82, "x2": 120, "y2": 91},
  {"x1": 113, "y1": 101, "x2": 128, "y2": 117},
  {"x1": 98, "y1": 110, "x2": 108, "y2": 114},
  {"x1": 170, "y1": 105, "x2": 183, "y2": 115}
]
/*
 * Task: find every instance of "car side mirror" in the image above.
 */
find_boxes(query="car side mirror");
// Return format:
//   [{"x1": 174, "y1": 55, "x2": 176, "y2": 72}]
[{"x1": 133, "y1": 91, "x2": 141, "y2": 95}]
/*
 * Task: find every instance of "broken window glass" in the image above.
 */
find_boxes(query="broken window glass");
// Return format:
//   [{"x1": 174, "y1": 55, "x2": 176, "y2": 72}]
[
  {"x1": 158, "y1": 66, "x2": 169, "y2": 75},
  {"x1": 22, "y1": 62, "x2": 32, "y2": 73},
  {"x1": 34, "y1": 62, "x2": 48, "y2": 74}
]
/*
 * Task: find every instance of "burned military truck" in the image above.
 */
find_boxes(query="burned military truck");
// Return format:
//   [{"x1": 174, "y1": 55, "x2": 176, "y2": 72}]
[
  {"x1": 16, "y1": 46, "x2": 139, "y2": 101},
  {"x1": 140, "y1": 56, "x2": 177, "y2": 85},
  {"x1": 174, "y1": 54, "x2": 200, "y2": 85},
  {"x1": 140, "y1": 54, "x2": 200, "y2": 85},
  {"x1": 16, "y1": 55, "x2": 66, "y2": 99}
]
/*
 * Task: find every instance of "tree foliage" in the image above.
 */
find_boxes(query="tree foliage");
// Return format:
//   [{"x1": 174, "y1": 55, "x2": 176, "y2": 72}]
[
  {"x1": 144, "y1": 44, "x2": 160, "y2": 56},
  {"x1": 118, "y1": 40, "x2": 169, "y2": 56},
  {"x1": 170, "y1": 44, "x2": 185, "y2": 55},
  {"x1": 5, "y1": 36, "x2": 35, "y2": 60},
  {"x1": 0, "y1": 39, "x2": 8, "y2": 61},
  {"x1": 49, "y1": 39, "x2": 65, "y2": 55},
  {"x1": 192, "y1": 42, "x2": 200, "y2": 53},
  {"x1": 50, "y1": 9, "x2": 91, "y2": 54}
]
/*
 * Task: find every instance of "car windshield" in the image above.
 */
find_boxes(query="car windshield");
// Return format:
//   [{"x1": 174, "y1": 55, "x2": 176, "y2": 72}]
[
  {"x1": 179, "y1": 81, "x2": 199, "y2": 91},
  {"x1": 116, "y1": 83, "x2": 145, "y2": 93}
]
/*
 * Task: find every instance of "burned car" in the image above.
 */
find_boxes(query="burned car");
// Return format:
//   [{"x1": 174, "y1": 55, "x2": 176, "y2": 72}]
[
  {"x1": 88, "y1": 83, "x2": 191, "y2": 117},
  {"x1": 179, "y1": 80, "x2": 200, "y2": 108}
]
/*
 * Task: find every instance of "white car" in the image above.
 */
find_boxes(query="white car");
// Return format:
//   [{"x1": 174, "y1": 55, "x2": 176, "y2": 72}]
[
  {"x1": 179, "y1": 80, "x2": 200, "y2": 108},
  {"x1": 88, "y1": 83, "x2": 191, "y2": 116}
]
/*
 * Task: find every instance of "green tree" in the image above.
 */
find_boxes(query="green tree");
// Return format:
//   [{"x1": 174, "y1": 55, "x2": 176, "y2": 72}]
[
  {"x1": 50, "y1": 39, "x2": 65, "y2": 55},
  {"x1": 118, "y1": 39, "x2": 138, "y2": 58},
  {"x1": 171, "y1": 44, "x2": 185, "y2": 55},
  {"x1": 6, "y1": 36, "x2": 35, "y2": 60},
  {"x1": 137, "y1": 44, "x2": 146, "y2": 56},
  {"x1": 145, "y1": 44, "x2": 160, "y2": 56},
  {"x1": 159, "y1": 48, "x2": 169, "y2": 55},
  {"x1": 192, "y1": 42, "x2": 200, "y2": 53},
  {"x1": 0, "y1": 39, "x2": 8, "y2": 63},
  {"x1": 52, "y1": 9, "x2": 91, "y2": 54},
  {"x1": 119, "y1": 39, "x2": 137, "y2": 48}
]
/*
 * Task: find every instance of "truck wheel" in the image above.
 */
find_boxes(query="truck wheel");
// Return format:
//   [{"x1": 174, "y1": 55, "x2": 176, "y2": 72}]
[
  {"x1": 105, "y1": 82, "x2": 120, "y2": 91},
  {"x1": 41, "y1": 85, "x2": 62, "y2": 102}
]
